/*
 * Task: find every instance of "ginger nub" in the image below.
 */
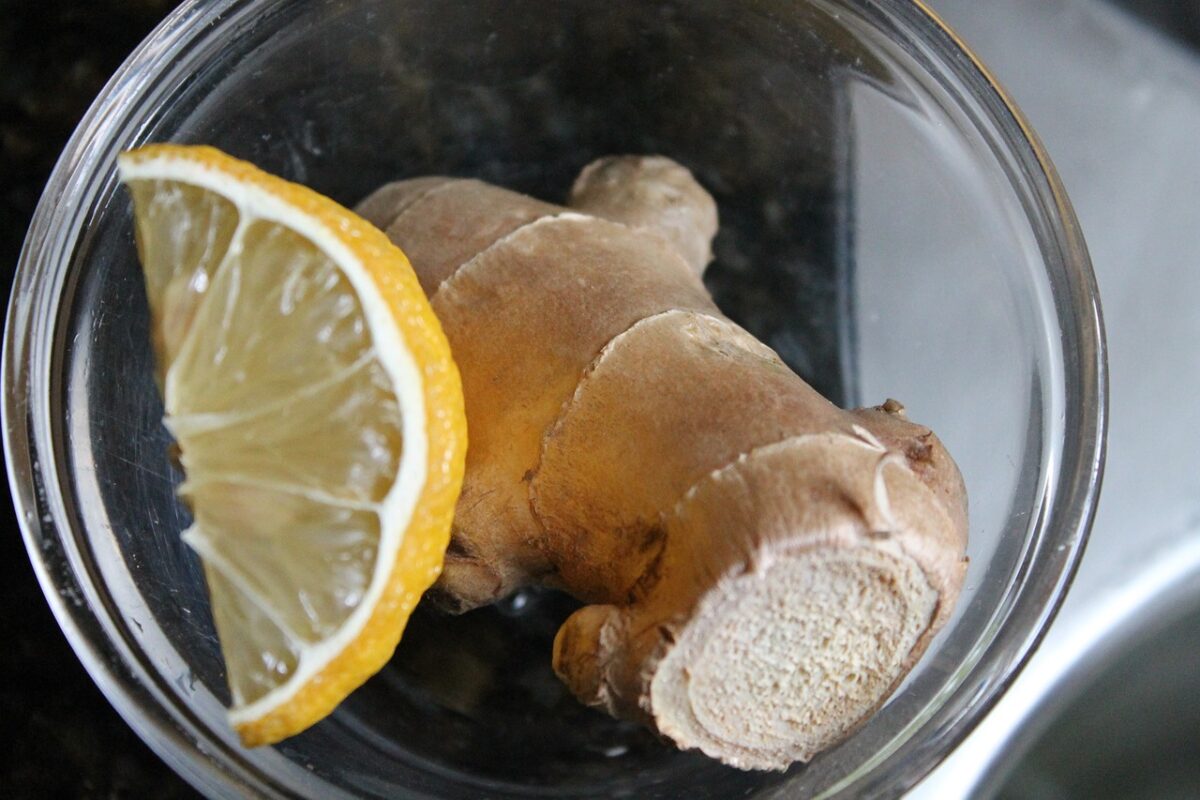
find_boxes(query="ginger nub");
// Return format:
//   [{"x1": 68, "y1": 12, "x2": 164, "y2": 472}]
[{"x1": 356, "y1": 157, "x2": 968, "y2": 770}]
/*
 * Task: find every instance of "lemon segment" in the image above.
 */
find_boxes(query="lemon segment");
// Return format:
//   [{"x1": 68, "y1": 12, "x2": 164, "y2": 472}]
[{"x1": 118, "y1": 145, "x2": 466, "y2": 746}]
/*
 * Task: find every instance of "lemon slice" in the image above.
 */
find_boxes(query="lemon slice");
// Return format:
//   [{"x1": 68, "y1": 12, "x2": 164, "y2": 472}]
[{"x1": 117, "y1": 145, "x2": 466, "y2": 746}]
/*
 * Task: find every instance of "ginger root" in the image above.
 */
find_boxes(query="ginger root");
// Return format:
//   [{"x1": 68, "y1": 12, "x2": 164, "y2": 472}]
[{"x1": 357, "y1": 156, "x2": 968, "y2": 771}]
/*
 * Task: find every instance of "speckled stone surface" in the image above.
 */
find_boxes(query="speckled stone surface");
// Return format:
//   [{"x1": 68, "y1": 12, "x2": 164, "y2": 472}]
[{"x1": 1, "y1": 1, "x2": 198, "y2": 796}]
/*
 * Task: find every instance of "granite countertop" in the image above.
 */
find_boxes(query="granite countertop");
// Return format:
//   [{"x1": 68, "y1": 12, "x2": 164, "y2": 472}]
[
  {"x1": 1, "y1": 2, "x2": 196, "y2": 796},
  {"x1": 8, "y1": 1, "x2": 1200, "y2": 798}
]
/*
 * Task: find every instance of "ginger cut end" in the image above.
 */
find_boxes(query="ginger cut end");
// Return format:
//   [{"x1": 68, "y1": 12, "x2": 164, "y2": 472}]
[
  {"x1": 648, "y1": 547, "x2": 937, "y2": 770},
  {"x1": 553, "y1": 428, "x2": 968, "y2": 771}
]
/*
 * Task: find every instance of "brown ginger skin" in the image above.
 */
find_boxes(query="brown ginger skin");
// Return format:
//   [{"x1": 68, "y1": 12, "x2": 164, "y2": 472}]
[{"x1": 357, "y1": 156, "x2": 969, "y2": 771}]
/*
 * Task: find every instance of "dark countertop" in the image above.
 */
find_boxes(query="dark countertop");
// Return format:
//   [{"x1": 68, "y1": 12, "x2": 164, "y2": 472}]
[{"x1": 1, "y1": 2, "x2": 197, "y2": 796}]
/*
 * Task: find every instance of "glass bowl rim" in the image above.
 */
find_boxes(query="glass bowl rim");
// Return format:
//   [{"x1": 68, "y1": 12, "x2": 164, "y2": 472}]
[{"x1": 2, "y1": 0, "x2": 1107, "y2": 797}]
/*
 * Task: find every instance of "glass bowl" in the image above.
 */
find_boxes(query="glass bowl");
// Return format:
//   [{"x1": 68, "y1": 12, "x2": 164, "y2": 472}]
[{"x1": 4, "y1": 1, "x2": 1105, "y2": 797}]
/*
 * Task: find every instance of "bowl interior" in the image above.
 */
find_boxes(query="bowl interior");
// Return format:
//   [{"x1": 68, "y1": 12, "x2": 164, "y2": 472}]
[{"x1": 10, "y1": 0, "x2": 1099, "y2": 798}]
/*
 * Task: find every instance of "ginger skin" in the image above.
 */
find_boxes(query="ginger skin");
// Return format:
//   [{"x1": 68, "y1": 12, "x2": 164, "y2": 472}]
[{"x1": 357, "y1": 156, "x2": 968, "y2": 771}]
